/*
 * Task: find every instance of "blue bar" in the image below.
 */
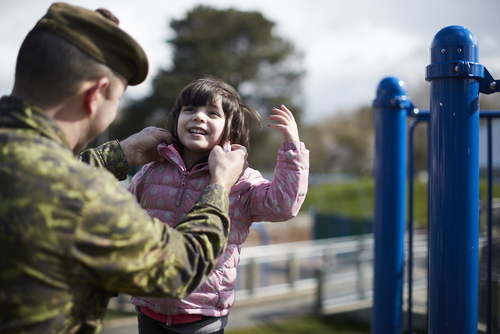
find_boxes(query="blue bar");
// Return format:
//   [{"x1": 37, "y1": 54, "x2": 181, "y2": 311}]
[
  {"x1": 487, "y1": 118, "x2": 493, "y2": 334},
  {"x1": 426, "y1": 26, "x2": 480, "y2": 333},
  {"x1": 410, "y1": 109, "x2": 500, "y2": 118},
  {"x1": 372, "y1": 77, "x2": 409, "y2": 334},
  {"x1": 407, "y1": 118, "x2": 428, "y2": 334},
  {"x1": 480, "y1": 110, "x2": 500, "y2": 117}
]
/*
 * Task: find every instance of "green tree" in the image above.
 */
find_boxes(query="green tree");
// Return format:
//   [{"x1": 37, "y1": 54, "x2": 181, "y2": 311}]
[{"x1": 111, "y1": 5, "x2": 304, "y2": 170}]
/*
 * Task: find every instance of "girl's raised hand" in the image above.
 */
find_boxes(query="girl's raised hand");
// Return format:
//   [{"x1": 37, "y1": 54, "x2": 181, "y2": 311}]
[{"x1": 268, "y1": 105, "x2": 300, "y2": 143}]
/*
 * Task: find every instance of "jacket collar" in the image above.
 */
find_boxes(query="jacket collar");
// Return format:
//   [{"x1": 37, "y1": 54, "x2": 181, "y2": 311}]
[
  {"x1": 157, "y1": 142, "x2": 209, "y2": 172},
  {"x1": 0, "y1": 96, "x2": 70, "y2": 149}
]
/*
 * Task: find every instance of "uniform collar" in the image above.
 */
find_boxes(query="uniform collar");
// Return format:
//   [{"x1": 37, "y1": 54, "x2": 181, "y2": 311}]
[{"x1": 0, "y1": 96, "x2": 71, "y2": 149}]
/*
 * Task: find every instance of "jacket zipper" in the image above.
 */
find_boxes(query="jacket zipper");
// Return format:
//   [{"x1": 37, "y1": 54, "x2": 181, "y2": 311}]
[
  {"x1": 174, "y1": 171, "x2": 188, "y2": 224},
  {"x1": 173, "y1": 163, "x2": 207, "y2": 224}
]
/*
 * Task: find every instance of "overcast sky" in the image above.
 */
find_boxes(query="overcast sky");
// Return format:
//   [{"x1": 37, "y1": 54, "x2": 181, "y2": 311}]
[{"x1": 2, "y1": 0, "x2": 500, "y2": 125}]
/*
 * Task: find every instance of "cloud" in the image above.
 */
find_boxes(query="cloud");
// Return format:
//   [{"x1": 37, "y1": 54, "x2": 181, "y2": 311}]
[{"x1": 300, "y1": 22, "x2": 427, "y2": 124}]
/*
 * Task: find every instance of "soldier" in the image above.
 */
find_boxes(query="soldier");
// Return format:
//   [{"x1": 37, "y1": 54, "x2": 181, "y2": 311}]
[{"x1": 0, "y1": 3, "x2": 247, "y2": 334}]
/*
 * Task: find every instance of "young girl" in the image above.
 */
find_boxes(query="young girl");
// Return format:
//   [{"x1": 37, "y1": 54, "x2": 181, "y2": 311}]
[{"x1": 129, "y1": 77, "x2": 309, "y2": 334}]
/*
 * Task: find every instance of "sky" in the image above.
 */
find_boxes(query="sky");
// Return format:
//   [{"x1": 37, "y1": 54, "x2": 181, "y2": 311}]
[{"x1": 2, "y1": 0, "x2": 500, "y2": 125}]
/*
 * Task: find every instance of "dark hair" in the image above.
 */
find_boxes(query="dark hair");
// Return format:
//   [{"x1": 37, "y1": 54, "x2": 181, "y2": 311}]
[
  {"x1": 12, "y1": 28, "x2": 121, "y2": 109},
  {"x1": 166, "y1": 77, "x2": 263, "y2": 149}
]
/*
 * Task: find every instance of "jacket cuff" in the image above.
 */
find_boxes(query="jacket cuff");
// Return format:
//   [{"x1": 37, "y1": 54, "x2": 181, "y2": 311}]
[
  {"x1": 78, "y1": 140, "x2": 130, "y2": 181},
  {"x1": 282, "y1": 141, "x2": 305, "y2": 151}
]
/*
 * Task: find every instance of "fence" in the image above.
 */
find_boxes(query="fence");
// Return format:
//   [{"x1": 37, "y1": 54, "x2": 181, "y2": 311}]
[
  {"x1": 373, "y1": 25, "x2": 500, "y2": 334},
  {"x1": 235, "y1": 232, "x2": 430, "y2": 308}
]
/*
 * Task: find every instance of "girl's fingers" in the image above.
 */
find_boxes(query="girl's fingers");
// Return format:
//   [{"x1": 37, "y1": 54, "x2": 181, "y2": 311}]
[
  {"x1": 270, "y1": 112, "x2": 292, "y2": 125},
  {"x1": 272, "y1": 106, "x2": 293, "y2": 120},
  {"x1": 268, "y1": 123, "x2": 286, "y2": 131},
  {"x1": 273, "y1": 105, "x2": 294, "y2": 119},
  {"x1": 270, "y1": 105, "x2": 300, "y2": 142},
  {"x1": 268, "y1": 114, "x2": 288, "y2": 125}
]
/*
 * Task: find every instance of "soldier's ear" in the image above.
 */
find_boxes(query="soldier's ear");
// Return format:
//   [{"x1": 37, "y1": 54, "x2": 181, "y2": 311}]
[{"x1": 84, "y1": 77, "x2": 110, "y2": 116}]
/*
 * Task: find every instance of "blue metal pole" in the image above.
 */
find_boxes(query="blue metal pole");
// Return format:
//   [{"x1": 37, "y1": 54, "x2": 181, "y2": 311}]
[
  {"x1": 407, "y1": 120, "x2": 417, "y2": 334},
  {"x1": 487, "y1": 117, "x2": 493, "y2": 334},
  {"x1": 372, "y1": 77, "x2": 409, "y2": 334},
  {"x1": 407, "y1": 116, "x2": 428, "y2": 334},
  {"x1": 426, "y1": 26, "x2": 480, "y2": 333}
]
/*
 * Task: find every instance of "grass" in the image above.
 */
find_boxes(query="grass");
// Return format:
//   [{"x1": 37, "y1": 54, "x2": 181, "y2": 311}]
[
  {"x1": 225, "y1": 314, "x2": 371, "y2": 334},
  {"x1": 103, "y1": 309, "x2": 137, "y2": 322},
  {"x1": 301, "y1": 177, "x2": 500, "y2": 230},
  {"x1": 225, "y1": 313, "x2": 427, "y2": 334},
  {"x1": 302, "y1": 178, "x2": 375, "y2": 220}
]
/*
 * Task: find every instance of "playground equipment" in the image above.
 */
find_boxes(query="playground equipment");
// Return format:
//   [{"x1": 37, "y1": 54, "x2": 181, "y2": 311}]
[{"x1": 374, "y1": 26, "x2": 500, "y2": 333}]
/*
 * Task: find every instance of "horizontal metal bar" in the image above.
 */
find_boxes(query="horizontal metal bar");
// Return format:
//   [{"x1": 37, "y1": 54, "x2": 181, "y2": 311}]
[{"x1": 407, "y1": 109, "x2": 500, "y2": 118}]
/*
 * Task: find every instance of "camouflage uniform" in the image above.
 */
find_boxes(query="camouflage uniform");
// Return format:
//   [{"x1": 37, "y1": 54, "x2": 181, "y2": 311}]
[{"x1": 0, "y1": 96, "x2": 230, "y2": 334}]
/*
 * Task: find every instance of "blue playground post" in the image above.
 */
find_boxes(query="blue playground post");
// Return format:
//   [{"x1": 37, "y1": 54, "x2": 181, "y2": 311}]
[
  {"x1": 425, "y1": 25, "x2": 480, "y2": 333},
  {"x1": 372, "y1": 77, "x2": 409, "y2": 334}
]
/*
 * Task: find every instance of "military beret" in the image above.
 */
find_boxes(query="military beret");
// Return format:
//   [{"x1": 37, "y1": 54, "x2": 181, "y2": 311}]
[{"x1": 33, "y1": 2, "x2": 148, "y2": 86}]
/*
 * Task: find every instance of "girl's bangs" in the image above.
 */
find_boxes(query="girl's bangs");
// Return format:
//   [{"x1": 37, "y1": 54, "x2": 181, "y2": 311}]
[{"x1": 180, "y1": 84, "x2": 219, "y2": 107}]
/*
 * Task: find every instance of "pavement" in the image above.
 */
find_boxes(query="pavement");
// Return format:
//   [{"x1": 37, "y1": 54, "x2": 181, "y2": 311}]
[{"x1": 100, "y1": 291, "x2": 316, "y2": 334}]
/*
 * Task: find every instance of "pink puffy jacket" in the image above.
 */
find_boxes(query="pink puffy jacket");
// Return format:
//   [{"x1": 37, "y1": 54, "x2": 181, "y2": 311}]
[{"x1": 129, "y1": 141, "x2": 309, "y2": 318}]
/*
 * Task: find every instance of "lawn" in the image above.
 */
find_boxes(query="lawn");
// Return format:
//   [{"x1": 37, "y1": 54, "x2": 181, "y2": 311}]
[
  {"x1": 103, "y1": 309, "x2": 137, "y2": 322},
  {"x1": 301, "y1": 177, "x2": 500, "y2": 230},
  {"x1": 225, "y1": 314, "x2": 369, "y2": 334},
  {"x1": 225, "y1": 313, "x2": 427, "y2": 334}
]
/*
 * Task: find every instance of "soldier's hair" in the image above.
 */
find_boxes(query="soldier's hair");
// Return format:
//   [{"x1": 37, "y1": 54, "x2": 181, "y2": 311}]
[
  {"x1": 166, "y1": 77, "x2": 263, "y2": 150},
  {"x1": 12, "y1": 29, "x2": 122, "y2": 109}
]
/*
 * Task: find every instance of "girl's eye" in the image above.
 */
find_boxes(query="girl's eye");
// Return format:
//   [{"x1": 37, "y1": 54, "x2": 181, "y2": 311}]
[{"x1": 183, "y1": 107, "x2": 194, "y2": 112}]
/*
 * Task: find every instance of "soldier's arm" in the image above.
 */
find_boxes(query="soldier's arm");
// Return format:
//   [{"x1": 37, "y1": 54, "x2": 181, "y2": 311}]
[
  {"x1": 72, "y1": 180, "x2": 230, "y2": 298},
  {"x1": 79, "y1": 140, "x2": 130, "y2": 180},
  {"x1": 79, "y1": 127, "x2": 173, "y2": 180}
]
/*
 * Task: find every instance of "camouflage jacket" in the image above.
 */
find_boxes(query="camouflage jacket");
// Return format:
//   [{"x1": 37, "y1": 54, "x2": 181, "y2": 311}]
[{"x1": 0, "y1": 96, "x2": 230, "y2": 334}]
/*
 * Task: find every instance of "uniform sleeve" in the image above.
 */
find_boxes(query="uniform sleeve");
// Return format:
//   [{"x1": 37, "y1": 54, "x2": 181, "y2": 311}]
[
  {"x1": 71, "y1": 173, "x2": 230, "y2": 298},
  {"x1": 78, "y1": 140, "x2": 130, "y2": 181},
  {"x1": 234, "y1": 141, "x2": 309, "y2": 223}
]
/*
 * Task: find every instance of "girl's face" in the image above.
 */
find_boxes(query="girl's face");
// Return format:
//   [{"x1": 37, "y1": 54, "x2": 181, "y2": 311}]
[{"x1": 177, "y1": 95, "x2": 226, "y2": 159}]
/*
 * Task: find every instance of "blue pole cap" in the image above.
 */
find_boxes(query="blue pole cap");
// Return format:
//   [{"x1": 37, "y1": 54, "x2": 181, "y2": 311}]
[
  {"x1": 373, "y1": 77, "x2": 411, "y2": 109},
  {"x1": 430, "y1": 25, "x2": 478, "y2": 63}
]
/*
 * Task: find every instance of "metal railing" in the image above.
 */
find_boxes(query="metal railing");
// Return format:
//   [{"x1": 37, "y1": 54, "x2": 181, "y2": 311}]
[
  {"x1": 234, "y1": 231, "x2": 430, "y2": 311},
  {"x1": 234, "y1": 228, "x2": 495, "y2": 332}
]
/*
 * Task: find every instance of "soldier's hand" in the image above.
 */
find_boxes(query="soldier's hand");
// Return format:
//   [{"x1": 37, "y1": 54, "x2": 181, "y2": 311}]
[
  {"x1": 209, "y1": 144, "x2": 248, "y2": 191},
  {"x1": 120, "y1": 127, "x2": 173, "y2": 165}
]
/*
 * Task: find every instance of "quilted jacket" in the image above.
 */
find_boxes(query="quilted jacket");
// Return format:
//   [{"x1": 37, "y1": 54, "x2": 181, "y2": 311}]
[{"x1": 130, "y1": 141, "x2": 309, "y2": 319}]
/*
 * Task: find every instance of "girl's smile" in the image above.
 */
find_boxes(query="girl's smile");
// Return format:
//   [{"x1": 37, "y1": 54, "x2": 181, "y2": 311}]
[{"x1": 177, "y1": 96, "x2": 226, "y2": 167}]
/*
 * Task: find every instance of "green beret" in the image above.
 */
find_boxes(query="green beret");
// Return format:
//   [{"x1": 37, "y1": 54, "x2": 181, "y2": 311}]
[{"x1": 33, "y1": 2, "x2": 148, "y2": 86}]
